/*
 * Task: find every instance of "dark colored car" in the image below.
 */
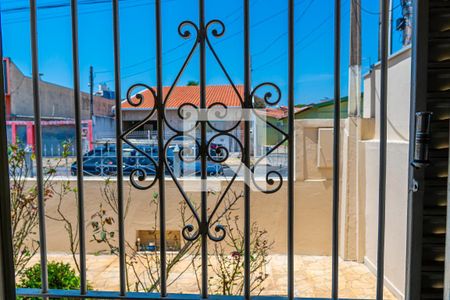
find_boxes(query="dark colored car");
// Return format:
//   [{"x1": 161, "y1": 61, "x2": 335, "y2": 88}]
[
  {"x1": 171, "y1": 136, "x2": 223, "y2": 158},
  {"x1": 71, "y1": 144, "x2": 159, "y2": 176},
  {"x1": 181, "y1": 160, "x2": 224, "y2": 176},
  {"x1": 71, "y1": 144, "x2": 223, "y2": 176}
]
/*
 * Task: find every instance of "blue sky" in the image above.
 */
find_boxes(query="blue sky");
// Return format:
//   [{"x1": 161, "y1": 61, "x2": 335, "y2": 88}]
[{"x1": 1, "y1": 0, "x2": 404, "y2": 105}]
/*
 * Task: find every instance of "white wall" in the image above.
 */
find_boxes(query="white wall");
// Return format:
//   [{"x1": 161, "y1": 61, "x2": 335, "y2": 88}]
[
  {"x1": 362, "y1": 46, "x2": 412, "y2": 299},
  {"x1": 363, "y1": 47, "x2": 412, "y2": 142}
]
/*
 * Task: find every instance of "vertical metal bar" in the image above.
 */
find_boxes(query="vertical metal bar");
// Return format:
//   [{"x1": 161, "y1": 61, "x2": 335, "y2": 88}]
[
  {"x1": 199, "y1": 0, "x2": 208, "y2": 298},
  {"x1": 29, "y1": 0, "x2": 49, "y2": 295},
  {"x1": 112, "y1": 0, "x2": 126, "y2": 295},
  {"x1": 70, "y1": 0, "x2": 87, "y2": 295},
  {"x1": 0, "y1": 14, "x2": 17, "y2": 300},
  {"x1": 376, "y1": 0, "x2": 389, "y2": 299},
  {"x1": 89, "y1": 66, "x2": 94, "y2": 120},
  {"x1": 243, "y1": 0, "x2": 251, "y2": 299},
  {"x1": 388, "y1": 0, "x2": 393, "y2": 55},
  {"x1": 446, "y1": 180, "x2": 450, "y2": 300},
  {"x1": 331, "y1": 0, "x2": 341, "y2": 298},
  {"x1": 405, "y1": 2, "x2": 428, "y2": 299},
  {"x1": 287, "y1": 0, "x2": 295, "y2": 299},
  {"x1": 155, "y1": 0, "x2": 167, "y2": 296}
]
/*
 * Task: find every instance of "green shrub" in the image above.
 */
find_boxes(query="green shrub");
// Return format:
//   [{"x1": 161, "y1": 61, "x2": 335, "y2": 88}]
[{"x1": 18, "y1": 261, "x2": 81, "y2": 299}]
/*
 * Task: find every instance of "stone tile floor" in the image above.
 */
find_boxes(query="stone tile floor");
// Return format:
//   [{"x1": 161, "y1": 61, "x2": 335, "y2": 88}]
[{"x1": 28, "y1": 253, "x2": 397, "y2": 299}]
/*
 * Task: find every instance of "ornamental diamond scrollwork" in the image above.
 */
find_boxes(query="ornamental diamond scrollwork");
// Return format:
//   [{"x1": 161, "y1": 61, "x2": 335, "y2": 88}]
[{"x1": 122, "y1": 17, "x2": 286, "y2": 244}]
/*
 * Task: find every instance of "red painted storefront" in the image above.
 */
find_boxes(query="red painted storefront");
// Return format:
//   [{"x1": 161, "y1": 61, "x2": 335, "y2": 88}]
[{"x1": 6, "y1": 120, "x2": 93, "y2": 150}]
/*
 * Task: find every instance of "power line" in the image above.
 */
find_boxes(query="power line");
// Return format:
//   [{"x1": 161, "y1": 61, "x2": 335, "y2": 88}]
[
  {"x1": 2, "y1": 1, "x2": 158, "y2": 25},
  {"x1": 4, "y1": 0, "x2": 299, "y2": 67},
  {"x1": 2, "y1": 0, "x2": 250, "y2": 86},
  {"x1": 94, "y1": 41, "x2": 188, "y2": 74},
  {"x1": 102, "y1": 51, "x2": 189, "y2": 83},
  {"x1": 253, "y1": 34, "x2": 322, "y2": 71},
  {"x1": 93, "y1": 2, "x2": 252, "y2": 76},
  {"x1": 1, "y1": 0, "x2": 157, "y2": 15},
  {"x1": 4, "y1": 0, "x2": 334, "y2": 86},
  {"x1": 217, "y1": 0, "x2": 260, "y2": 28},
  {"x1": 97, "y1": 1, "x2": 304, "y2": 81},
  {"x1": 252, "y1": 0, "x2": 316, "y2": 57},
  {"x1": 207, "y1": 0, "x2": 304, "y2": 47},
  {"x1": 2, "y1": 0, "x2": 176, "y2": 25},
  {"x1": 104, "y1": 0, "x2": 324, "y2": 83},
  {"x1": 253, "y1": 4, "x2": 352, "y2": 72},
  {"x1": 111, "y1": 0, "x2": 328, "y2": 81}
]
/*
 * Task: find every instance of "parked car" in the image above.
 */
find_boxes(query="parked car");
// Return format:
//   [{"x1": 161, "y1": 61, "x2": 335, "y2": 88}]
[
  {"x1": 71, "y1": 143, "x2": 223, "y2": 176},
  {"x1": 181, "y1": 160, "x2": 224, "y2": 176},
  {"x1": 171, "y1": 136, "x2": 224, "y2": 158},
  {"x1": 71, "y1": 145, "x2": 159, "y2": 176}
]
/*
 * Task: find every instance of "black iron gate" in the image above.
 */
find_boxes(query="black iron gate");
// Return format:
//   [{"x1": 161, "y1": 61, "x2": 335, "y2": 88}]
[{"x1": 0, "y1": 0, "x2": 394, "y2": 299}]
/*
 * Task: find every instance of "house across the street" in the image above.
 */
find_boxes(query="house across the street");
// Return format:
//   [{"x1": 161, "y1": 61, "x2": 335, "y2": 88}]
[{"x1": 120, "y1": 85, "x2": 245, "y2": 152}]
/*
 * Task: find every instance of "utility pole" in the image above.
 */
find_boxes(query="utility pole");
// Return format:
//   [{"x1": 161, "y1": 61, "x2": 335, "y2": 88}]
[
  {"x1": 340, "y1": 0, "x2": 363, "y2": 262},
  {"x1": 89, "y1": 66, "x2": 94, "y2": 121},
  {"x1": 399, "y1": 0, "x2": 413, "y2": 47},
  {"x1": 349, "y1": 0, "x2": 361, "y2": 117},
  {"x1": 379, "y1": 0, "x2": 394, "y2": 58}
]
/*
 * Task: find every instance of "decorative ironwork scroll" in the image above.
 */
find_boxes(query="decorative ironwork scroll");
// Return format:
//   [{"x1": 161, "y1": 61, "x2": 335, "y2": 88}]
[{"x1": 121, "y1": 15, "x2": 286, "y2": 244}]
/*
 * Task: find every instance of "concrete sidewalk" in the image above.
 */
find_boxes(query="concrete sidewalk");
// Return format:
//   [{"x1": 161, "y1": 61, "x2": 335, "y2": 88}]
[{"x1": 26, "y1": 253, "x2": 397, "y2": 299}]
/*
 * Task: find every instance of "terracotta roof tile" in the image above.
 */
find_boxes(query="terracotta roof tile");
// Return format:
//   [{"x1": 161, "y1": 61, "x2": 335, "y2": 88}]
[
  {"x1": 258, "y1": 105, "x2": 311, "y2": 120},
  {"x1": 121, "y1": 85, "x2": 244, "y2": 109}
]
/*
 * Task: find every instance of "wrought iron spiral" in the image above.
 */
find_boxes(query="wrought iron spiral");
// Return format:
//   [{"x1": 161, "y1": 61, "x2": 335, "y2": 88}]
[
  {"x1": 250, "y1": 82, "x2": 282, "y2": 106},
  {"x1": 178, "y1": 20, "x2": 199, "y2": 40},
  {"x1": 205, "y1": 19, "x2": 225, "y2": 38},
  {"x1": 207, "y1": 224, "x2": 226, "y2": 242},
  {"x1": 120, "y1": 84, "x2": 159, "y2": 190},
  {"x1": 249, "y1": 82, "x2": 287, "y2": 194},
  {"x1": 182, "y1": 224, "x2": 201, "y2": 241}
]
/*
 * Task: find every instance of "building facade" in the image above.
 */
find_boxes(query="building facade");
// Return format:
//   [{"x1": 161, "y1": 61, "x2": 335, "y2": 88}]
[{"x1": 3, "y1": 58, "x2": 115, "y2": 153}]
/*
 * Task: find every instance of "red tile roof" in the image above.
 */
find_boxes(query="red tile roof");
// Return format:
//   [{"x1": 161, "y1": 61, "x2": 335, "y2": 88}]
[
  {"x1": 258, "y1": 106, "x2": 311, "y2": 120},
  {"x1": 121, "y1": 85, "x2": 244, "y2": 109}
]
